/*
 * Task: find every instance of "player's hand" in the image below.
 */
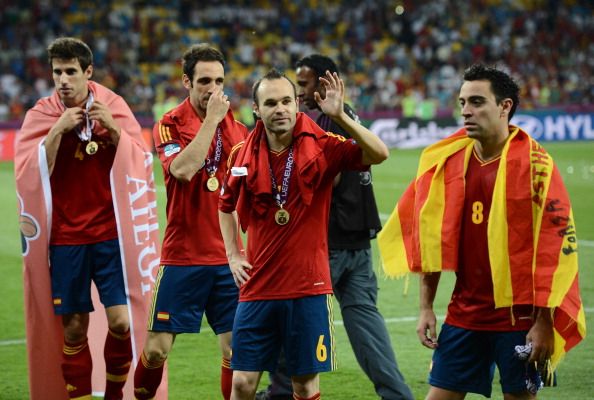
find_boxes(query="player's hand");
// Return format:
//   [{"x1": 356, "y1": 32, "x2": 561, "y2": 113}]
[
  {"x1": 315, "y1": 71, "x2": 344, "y2": 119},
  {"x1": 88, "y1": 100, "x2": 121, "y2": 139},
  {"x1": 229, "y1": 255, "x2": 253, "y2": 288},
  {"x1": 51, "y1": 107, "x2": 85, "y2": 136},
  {"x1": 205, "y1": 88, "x2": 230, "y2": 125},
  {"x1": 417, "y1": 309, "x2": 438, "y2": 349},
  {"x1": 526, "y1": 310, "x2": 554, "y2": 364}
]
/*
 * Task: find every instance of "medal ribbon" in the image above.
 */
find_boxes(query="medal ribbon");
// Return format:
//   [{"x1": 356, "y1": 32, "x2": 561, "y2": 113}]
[
  {"x1": 61, "y1": 92, "x2": 95, "y2": 141},
  {"x1": 205, "y1": 127, "x2": 223, "y2": 177},
  {"x1": 269, "y1": 146, "x2": 294, "y2": 208}
]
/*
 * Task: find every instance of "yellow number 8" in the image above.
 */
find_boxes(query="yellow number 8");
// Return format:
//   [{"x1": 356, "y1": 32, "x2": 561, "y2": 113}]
[
  {"x1": 472, "y1": 201, "x2": 484, "y2": 224},
  {"x1": 316, "y1": 335, "x2": 327, "y2": 362}
]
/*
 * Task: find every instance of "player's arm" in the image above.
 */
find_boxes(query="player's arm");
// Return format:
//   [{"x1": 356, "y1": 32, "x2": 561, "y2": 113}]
[
  {"x1": 526, "y1": 307, "x2": 554, "y2": 364},
  {"x1": 417, "y1": 272, "x2": 441, "y2": 349},
  {"x1": 218, "y1": 210, "x2": 252, "y2": 287},
  {"x1": 315, "y1": 71, "x2": 389, "y2": 165},
  {"x1": 44, "y1": 107, "x2": 85, "y2": 174},
  {"x1": 170, "y1": 89, "x2": 229, "y2": 183}
]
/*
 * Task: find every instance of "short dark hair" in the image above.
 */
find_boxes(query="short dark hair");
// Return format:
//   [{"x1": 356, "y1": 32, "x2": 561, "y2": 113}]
[
  {"x1": 252, "y1": 69, "x2": 297, "y2": 105},
  {"x1": 463, "y1": 64, "x2": 520, "y2": 120},
  {"x1": 295, "y1": 54, "x2": 339, "y2": 80},
  {"x1": 182, "y1": 44, "x2": 225, "y2": 82},
  {"x1": 47, "y1": 37, "x2": 93, "y2": 71}
]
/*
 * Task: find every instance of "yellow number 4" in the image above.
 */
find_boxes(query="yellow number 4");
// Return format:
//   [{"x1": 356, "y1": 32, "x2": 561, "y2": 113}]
[
  {"x1": 316, "y1": 335, "x2": 327, "y2": 362},
  {"x1": 74, "y1": 143, "x2": 85, "y2": 161},
  {"x1": 472, "y1": 201, "x2": 484, "y2": 224}
]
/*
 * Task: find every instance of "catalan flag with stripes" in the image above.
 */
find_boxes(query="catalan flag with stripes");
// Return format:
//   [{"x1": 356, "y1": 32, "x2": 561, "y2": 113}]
[{"x1": 378, "y1": 126, "x2": 585, "y2": 369}]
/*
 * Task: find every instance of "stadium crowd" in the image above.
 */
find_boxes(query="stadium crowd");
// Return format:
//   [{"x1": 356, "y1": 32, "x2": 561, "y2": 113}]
[{"x1": 0, "y1": 0, "x2": 592, "y2": 126}]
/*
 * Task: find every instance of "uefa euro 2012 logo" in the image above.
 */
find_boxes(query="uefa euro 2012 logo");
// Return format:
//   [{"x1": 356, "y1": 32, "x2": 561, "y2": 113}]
[{"x1": 17, "y1": 193, "x2": 40, "y2": 256}]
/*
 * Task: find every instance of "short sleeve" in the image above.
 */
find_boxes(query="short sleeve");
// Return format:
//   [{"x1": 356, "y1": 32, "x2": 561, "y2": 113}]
[
  {"x1": 322, "y1": 132, "x2": 368, "y2": 177},
  {"x1": 152, "y1": 120, "x2": 182, "y2": 174},
  {"x1": 219, "y1": 142, "x2": 244, "y2": 213}
]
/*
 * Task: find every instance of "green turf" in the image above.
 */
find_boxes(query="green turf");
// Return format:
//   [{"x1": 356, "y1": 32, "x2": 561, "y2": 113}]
[{"x1": 1, "y1": 140, "x2": 593, "y2": 399}]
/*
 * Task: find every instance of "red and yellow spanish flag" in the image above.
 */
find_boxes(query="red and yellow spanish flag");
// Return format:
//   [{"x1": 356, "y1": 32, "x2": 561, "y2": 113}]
[{"x1": 378, "y1": 126, "x2": 585, "y2": 369}]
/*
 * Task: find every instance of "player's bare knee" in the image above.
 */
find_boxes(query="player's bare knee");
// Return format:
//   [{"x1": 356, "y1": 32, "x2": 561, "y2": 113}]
[
  {"x1": 232, "y1": 373, "x2": 256, "y2": 395},
  {"x1": 62, "y1": 314, "x2": 88, "y2": 343},
  {"x1": 107, "y1": 317, "x2": 130, "y2": 334},
  {"x1": 143, "y1": 332, "x2": 174, "y2": 363},
  {"x1": 105, "y1": 305, "x2": 129, "y2": 333},
  {"x1": 143, "y1": 347, "x2": 169, "y2": 363},
  {"x1": 219, "y1": 339, "x2": 232, "y2": 359},
  {"x1": 218, "y1": 331, "x2": 233, "y2": 358},
  {"x1": 63, "y1": 329, "x2": 86, "y2": 344},
  {"x1": 221, "y1": 347, "x2": 232, "y2": 360}
]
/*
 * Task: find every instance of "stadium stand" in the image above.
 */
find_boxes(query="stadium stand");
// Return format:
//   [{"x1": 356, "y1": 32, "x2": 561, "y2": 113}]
[{"x1": 0, "y1": 0, "x2": 592, "y2": 126}]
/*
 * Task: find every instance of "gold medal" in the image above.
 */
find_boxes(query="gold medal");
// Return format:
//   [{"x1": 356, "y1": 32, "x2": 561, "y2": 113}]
[
  {"x1": 206, "y1": 176, "x2": 219, "y2": 192},
  {"x1": 274, "y1": 208, "x2": 290, "y2": 225},
  {"x1": 85, "y1": 140, "x2": 98, "y2": 155}
]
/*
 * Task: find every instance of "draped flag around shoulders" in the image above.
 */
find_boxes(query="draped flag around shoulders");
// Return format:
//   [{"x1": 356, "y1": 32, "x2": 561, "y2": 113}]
[
  {"x1": 377, "y1": 126, "x2": 585, "y2": 369},
  {"x1": 15, "y1": 81, "x2": 166, "y2": 399}
]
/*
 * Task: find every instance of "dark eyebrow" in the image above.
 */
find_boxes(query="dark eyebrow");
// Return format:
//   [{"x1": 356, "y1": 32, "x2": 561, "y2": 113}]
[
  {"x1": 53, "y1": 67, "x2": 78, "y2": 73},
  {"x1": 197, "y1": 76, "x2": 224, "y2": 82},
  {"x1": 459, "y1": 95, "x2": 487, "y2": 102},
  {"x1": 264, "y1": 96, "x2": 292, "y2": 104}
]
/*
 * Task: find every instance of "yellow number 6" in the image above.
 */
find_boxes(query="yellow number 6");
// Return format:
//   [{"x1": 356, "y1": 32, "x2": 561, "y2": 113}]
[{"x1": 316, "y1": 335, "x2": 327, "y2": 362}]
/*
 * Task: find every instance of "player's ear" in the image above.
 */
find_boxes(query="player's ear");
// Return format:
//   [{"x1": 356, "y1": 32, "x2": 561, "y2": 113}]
[
  {"x1": 252, "y1": 103, "x2": 260, "y2": 118},
  {"x1": 500, "y1": 98, "x2": 513, "y2": 118},
  {"x1": 85, "y1": 64, "x2": 93, "y2": 79},
  {"x1": 182, "y1": 74, "x2": 192, "y2": 90}
]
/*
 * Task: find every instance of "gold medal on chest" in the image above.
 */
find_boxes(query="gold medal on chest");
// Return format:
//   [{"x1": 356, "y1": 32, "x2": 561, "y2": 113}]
[
  {"x1": 274, "y1": 208, "x2": 290, "y2": 225},
  {"x1": 206, "y1": 176, "x2": 219, "y2": 192},
  {"x1": 85, "y1": 140, "x2": 98, "y2": 155}
]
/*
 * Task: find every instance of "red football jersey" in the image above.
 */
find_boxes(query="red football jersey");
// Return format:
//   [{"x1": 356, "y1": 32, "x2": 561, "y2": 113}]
[
  {"x1": 50, "y1": 131, "x2": 117, "y2": 245},
  {"x1": 220, "y1": 133, "x2": 366, "y2": 301},
  {"x1": 155, "y1": 99, "x2": 247, "y2": 266},
  {"x1": 446, "y1": 151, "x2": 533, "y2": 331}
]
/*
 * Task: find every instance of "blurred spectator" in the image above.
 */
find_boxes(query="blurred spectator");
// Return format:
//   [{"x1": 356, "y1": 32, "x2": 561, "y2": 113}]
[{"x1": 0, "y1": 0, "x2": 592, "y2": 127}]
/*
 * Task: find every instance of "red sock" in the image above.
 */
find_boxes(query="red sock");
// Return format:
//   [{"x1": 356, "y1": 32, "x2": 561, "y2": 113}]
[
  {"x1": 104, "y1": 328, "x2": 132, "y2": 400},
  {"x1": 134, "y1": 351, "x2": 165, "y2": 400},
  {"x1": 221, "y1": 357, "x2": 232, "y2": 400},
  {"x1": 293, "y1": 393, "x2": 321, "y2": 400},
  {"x1": 62, "y1": 338, "x2": 92, "y2": 399}
]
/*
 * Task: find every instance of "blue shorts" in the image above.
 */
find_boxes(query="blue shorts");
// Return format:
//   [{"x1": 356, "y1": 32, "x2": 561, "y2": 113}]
[
  {"x1": 429, "y1": 323, "x2": 530, "y2": 397},
  {"x1": 231, "y1": 294, "x2": 336, "y2": 376},
  {"x1": 49, "y1": 239, "x2": 127, "y2": 315},
  {"x1": 147, "y1": 265, "x2": 238, "y2": 334}
]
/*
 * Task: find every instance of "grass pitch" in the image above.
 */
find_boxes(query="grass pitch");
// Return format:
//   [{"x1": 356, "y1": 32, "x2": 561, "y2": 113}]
[{"x1": 1, "y1": 141, "x2": 592, "y2": 399}]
